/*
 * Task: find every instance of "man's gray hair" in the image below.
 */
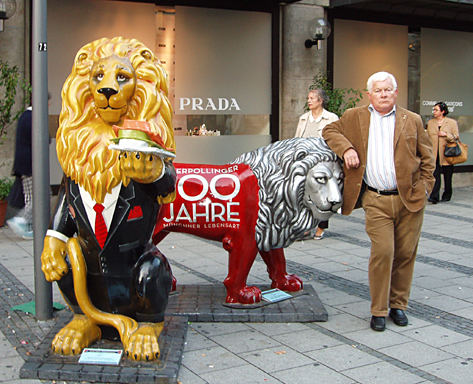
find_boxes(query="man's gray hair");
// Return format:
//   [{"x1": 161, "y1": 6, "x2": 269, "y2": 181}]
[{"x1": 366, "y1": 71, "x2": 397, "y2": 92}]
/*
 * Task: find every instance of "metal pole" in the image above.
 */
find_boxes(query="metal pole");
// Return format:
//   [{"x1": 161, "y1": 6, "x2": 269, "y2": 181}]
[{"x1": 32, "y1": 0, "x2": 52, "y2": 320}]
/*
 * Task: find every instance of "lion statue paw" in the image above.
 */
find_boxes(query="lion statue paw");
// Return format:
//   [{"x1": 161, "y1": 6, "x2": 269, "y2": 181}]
[
  {"x1": 225, "y1": 285, "x2": 262, "y2": 304},
  {"x1": 51, "y1": 315, "x2": 101, "y2": 355},
  {"x1": 124, "y1": 322, "x2": 164, "y2": 361},
  {"x1": 271, "y1": 274, "x2": 303, "y2": 292}
]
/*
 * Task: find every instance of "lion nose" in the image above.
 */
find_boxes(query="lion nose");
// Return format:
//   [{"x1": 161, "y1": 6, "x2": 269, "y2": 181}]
[{"x1": 98, "y1": 87, "x2": 118, "y2": 99}]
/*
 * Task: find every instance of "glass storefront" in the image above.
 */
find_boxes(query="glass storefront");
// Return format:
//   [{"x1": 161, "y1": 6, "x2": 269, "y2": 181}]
[{"x1": 155, "y1": 6, "x2": 271, "y2": 141}]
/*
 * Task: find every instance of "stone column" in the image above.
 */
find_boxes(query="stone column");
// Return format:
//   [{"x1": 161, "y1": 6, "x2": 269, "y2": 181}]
[{"x1": 280, "y1": 1, "x2": 328, "y2": 139}]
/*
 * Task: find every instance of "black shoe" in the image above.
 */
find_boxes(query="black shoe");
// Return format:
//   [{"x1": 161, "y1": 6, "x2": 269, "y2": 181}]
[
  {"x1": 428, "y1": 198, "x2": 438, "y2": 204},
  {"x1": 441, "y1": 196, "x2": 451, "y2": 202},
  {"x1": 370, "y1": 316, "x2": 386, "y2": 331},
  {"x1": 389, "y1": 308, "x2": 408, "y2": 326}
]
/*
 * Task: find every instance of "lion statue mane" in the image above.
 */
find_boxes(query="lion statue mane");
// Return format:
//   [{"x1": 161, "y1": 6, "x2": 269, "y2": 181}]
[
  {"x1": 234, "y1": 137, "x2": 340, "y2": 252},
  {"x1": 57, "y1": 36, "x2": 175, "y2": 203}
]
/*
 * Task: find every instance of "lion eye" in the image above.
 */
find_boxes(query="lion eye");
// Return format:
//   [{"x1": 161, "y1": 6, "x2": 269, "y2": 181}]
[
  {"x1": 315, "y1": 177, "x2": 327, "y2": 184},
  {"x1": 117, "y1": 74, "x2": 129, "y2": 82},
  {"x1": 95, "y1": 73, "x2": 104, "y2": 81}
]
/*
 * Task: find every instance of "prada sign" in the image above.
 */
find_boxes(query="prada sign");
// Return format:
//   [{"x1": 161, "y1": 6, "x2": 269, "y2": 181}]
[{"x1": 178, "y1": 97, "x2": 241, "y2": 112}]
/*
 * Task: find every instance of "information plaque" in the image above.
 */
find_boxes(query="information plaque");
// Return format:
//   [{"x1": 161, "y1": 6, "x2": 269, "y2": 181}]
[
  {"x1": 78, "y1": 348, "x2": 123, "y2": 365},
  {"x1": 261, "y1": 288, "x2": 292, "y2": 303}
]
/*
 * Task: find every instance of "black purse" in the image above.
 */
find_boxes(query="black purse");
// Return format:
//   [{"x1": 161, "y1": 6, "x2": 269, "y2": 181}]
[{"x1": 444, "y1": 142, "x2": 461, "y2": 157}]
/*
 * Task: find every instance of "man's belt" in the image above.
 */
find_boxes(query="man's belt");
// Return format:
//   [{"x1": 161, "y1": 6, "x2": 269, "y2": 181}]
[{"x1": 367, "y1": 185, "x2": 399, "y2": 195}]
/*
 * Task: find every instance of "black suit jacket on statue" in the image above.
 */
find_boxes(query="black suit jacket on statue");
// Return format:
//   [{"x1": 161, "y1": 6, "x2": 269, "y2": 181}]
[{"x1": 50, "y1": 165, "x2": 176, "y2": 317}]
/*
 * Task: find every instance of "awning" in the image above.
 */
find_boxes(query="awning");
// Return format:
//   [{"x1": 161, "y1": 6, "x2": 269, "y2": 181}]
[{"x1": 329, "y1": 0, "x2": 473, "y2": 30}]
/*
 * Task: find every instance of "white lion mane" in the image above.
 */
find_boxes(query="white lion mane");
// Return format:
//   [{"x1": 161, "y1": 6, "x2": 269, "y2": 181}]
[{"x1": 233, "y1": 137, "x2": 339, "y2": 252}]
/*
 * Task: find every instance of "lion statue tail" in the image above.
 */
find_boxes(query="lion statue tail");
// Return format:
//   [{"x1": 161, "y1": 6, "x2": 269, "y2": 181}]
[{"x1": 66, "y1": 238, "x2": 138, "y2": 344}]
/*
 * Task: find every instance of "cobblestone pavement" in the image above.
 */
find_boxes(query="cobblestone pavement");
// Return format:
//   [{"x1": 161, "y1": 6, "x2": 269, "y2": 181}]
[{"x1": 1, "y1": 186, "x2": 473, "y2": 384}]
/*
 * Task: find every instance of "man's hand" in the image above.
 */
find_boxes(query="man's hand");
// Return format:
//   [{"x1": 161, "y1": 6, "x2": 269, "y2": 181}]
[{"x1": 343, "y1": 148, "x2": 360, "y2": 169}]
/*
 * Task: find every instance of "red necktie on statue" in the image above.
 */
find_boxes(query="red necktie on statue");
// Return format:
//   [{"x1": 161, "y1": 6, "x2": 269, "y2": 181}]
[{"x1": 93, "y1": 203, "x2": 108, "y2": 248}]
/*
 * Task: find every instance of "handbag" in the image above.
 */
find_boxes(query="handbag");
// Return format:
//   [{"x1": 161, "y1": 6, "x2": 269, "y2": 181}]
[
  {"x1": 445, "y1": 140, "x2": 468, "y2": 165},
  {"x1": 444, "y1": 142, "x2": 461, "y2": 157}
]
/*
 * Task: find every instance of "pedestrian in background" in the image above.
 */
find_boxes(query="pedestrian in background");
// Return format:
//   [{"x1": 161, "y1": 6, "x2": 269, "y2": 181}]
[
  {"x1": 323, "y1": 71, "x2": 435, "y2": 332},
  {"x1": 7, "y1": 93, "x2": 50, "y2": 239},
  {"x1": 295, "y1": 88, "x2": 338, "y2": 240},
  {"x1": 427, "y1": 102, "x2": 459, "y2": 204},
  {"x1": 7, "y1": 105, "x2": 33, "y2": 239}
]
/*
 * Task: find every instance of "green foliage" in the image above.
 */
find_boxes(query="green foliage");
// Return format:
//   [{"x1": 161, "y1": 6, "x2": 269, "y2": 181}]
[
  {"x1": 0, "y1": 177, "x2": 14, "y2": 200},
  {"x1": 308, "y1": 72, "x2": 364, "y2": 117},
  {"x1": 0, "y1": 59, "x2": 31, "y2": 137}
]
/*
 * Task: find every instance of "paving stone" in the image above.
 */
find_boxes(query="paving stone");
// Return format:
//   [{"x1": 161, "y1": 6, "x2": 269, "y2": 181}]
[
  {"x1": 342, "y1": 361, "x2": 423, "y2": 384},
  {"x1": 272, "y1": 329, "x2": 343, "y2": 353},
  {"x1": 379, "y1": 341, "x2": 455, "y2": 366},
  {"x1": 343, "y1": 328, "x2": 412, "y2": 350},
  {"x1": 246, "y1": 321, "x2": 311, "y2": 336},
  {"x1": 306, "y1": 344, "x2": 381, "y2": 371},
  {"x1": 333, "y1": 300, "x2": 371, "y2": 319},
  {"x1": 421, "y1": 357, "x2": 473, "y2": 384},
  {"x1": 181, "y1": 345, "x2": 246, "y2": 374},
  {"x1": 271, "y1": 362, "x2": 354, "y2": 384},
  {"x1": 440, "y1": 338, "x2": 473, "y2": 359},
  {"x1": 210, "y1": 329, "x2": 282, "y2": 354},
  {"x1": 318, "y1": 313, "x2": 368, "y2": 334},
  {"x1": 403, "y1": 325, "x2": 470, "y2": 348},
  {"x1": 415, "y1": 295, "x2": 473, "y2": 312},
  {"x1": 200, "y1": 364, "x2": 284, "y2": 384},
  {"x1": 240, "y1": 345, "x2": 314, "y2": 373}
]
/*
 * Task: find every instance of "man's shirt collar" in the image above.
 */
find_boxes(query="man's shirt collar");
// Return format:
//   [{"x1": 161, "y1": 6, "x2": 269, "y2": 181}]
[{"x1": 368, "y1": 104, "x2": 396, "y2": 117}]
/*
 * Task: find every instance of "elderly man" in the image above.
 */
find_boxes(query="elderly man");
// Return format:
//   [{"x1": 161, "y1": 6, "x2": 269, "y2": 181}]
[{"x1": 323, "y1": 71, "x2": 435, "y2": 331}]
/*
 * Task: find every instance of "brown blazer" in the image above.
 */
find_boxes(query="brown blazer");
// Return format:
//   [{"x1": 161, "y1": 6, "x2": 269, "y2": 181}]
[
  {"x1": 322, "y1": 105, "x2": 435, "y2": 215},
  {"x1": 426, "y1": 117, "x2": 459, "y2": 166}
]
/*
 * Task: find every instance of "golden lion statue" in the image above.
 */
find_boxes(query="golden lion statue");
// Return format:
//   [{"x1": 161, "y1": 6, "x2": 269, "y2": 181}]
[{"x1": 41, "y1": 37, "x2": 177, "y2": 361}]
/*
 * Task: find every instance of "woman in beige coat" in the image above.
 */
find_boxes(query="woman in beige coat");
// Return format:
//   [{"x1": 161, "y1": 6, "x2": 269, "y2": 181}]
[
  {"x1": 427, "y1": 102, "x2": 459, "y2": 203},
  {"x1": 295, "y1": 88, "x2": 338, "y2": 239}
]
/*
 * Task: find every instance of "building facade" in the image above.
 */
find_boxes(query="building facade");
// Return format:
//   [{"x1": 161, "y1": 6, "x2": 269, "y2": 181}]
[{"x1": 0, "y1": 0, "x2": 472, "y2": 183}]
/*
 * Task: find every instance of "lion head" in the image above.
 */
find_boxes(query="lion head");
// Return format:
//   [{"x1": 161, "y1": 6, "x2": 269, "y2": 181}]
[
  {"x1": 233, "y1": 138, "x2": 343, "y2": 251},
  {"x1": 57, "y1": 37, "x2": 175, "y2": 203}
]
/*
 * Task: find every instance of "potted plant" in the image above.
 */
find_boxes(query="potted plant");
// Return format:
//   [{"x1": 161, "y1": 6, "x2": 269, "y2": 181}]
[
  {"x1": 307, "y1": 72, "x2": 364, "y2": 117},
  {"x1": 0, "y1": 177, "x2": 14, "y2": 226}
]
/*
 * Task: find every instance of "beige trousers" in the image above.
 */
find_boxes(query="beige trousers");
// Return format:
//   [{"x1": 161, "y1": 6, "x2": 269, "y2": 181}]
[{"x1": 362, "y1": 189, "x2": 425, "y2": 317}]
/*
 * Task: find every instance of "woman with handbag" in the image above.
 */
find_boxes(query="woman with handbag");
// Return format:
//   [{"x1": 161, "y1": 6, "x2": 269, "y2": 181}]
[{"x1": 427, "y1": 102, "x2": 459, "y2": 203}]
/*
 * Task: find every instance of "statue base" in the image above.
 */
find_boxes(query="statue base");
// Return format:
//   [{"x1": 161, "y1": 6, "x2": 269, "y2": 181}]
[
  {"x1": 166, "y1": 283, "x2": 327, "y2": 322},
  {"x1": 20, "y1": 313, "x2": 187, "y2": 384},
  {"x1": 20, "y1": 284, "x2": 326, "y2": 383}
]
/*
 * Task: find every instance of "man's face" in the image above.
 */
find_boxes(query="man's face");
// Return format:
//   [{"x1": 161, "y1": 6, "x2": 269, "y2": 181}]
[{"x1": 367, "y1": 79, "x2": 398, "y2": 115}]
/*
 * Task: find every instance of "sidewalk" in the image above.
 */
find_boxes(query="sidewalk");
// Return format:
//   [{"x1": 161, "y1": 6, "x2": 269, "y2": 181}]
[{"x1": 1, "y1": 186, "x2": 473, "y2": 384}]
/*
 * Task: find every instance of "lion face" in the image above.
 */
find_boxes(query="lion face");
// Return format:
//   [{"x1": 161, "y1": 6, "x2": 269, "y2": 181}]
[
  {"x1": 57, "y1": 37, "x2": 175, "y2": 203},
  {"x1": 89, "y1": 55, "x2": 137, "y2": 124},
  {"x1": 304, "y1": 161, "x2": 343, "y2": 221}
]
